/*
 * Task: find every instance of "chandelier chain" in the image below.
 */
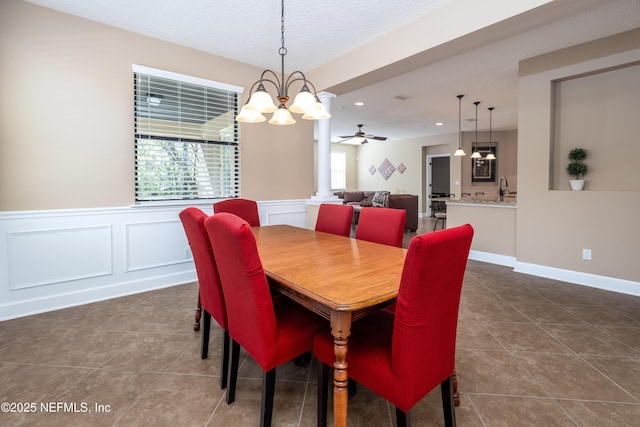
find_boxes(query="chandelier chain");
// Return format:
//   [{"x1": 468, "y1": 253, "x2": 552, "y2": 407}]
[{"x1": 279, "y1": 0, "x2": 287, "y2": 56}]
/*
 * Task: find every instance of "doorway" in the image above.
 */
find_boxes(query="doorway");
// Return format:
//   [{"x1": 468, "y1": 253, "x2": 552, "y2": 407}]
[{"x1": 426, "y1": 154, "x2": 450, "y2": 217}]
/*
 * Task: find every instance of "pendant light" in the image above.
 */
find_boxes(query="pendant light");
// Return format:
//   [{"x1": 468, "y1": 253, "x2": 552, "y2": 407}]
[
  {"x1": 453, "y1": 95, "x2": 466, "y2": 156},
  {"x1": 485, "y1": 107, "x2": 497, "y2": 160},
  {"x1": 470, "y1": 101, "x2": 482, "y2": 159}
]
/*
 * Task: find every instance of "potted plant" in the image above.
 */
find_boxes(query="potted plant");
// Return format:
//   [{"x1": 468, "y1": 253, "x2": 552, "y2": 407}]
[{"x1": 566, "y1": 148, "x2": 588, "y2": 191}]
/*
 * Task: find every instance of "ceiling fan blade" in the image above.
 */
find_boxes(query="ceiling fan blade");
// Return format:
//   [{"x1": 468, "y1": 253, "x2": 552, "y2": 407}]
[{"x1": 338, "y1": 125, "x2": 387, "y2": 143}]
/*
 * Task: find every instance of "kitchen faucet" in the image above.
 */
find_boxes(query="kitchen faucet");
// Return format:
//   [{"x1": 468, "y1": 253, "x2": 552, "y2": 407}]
[{"x1": 499, "y1": 176, "x2": 509, "y2": 199}]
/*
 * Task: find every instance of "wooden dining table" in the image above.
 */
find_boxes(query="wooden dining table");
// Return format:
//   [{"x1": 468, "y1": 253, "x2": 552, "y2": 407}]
[{"x1": 252, "y1": 224, "x2": 407, "y2": 427}]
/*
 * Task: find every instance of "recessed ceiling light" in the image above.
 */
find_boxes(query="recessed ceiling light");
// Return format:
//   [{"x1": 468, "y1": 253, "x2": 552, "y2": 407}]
[
  {"x1": 354, "y1": 102, "x2": 364, "y2": 106},
  {"x1": 436, "y1": 122, "x2": 443, "y2": 126}
]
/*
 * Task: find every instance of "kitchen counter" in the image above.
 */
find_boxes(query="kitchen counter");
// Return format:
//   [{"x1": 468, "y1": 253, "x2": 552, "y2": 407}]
[
  {"x1": 447, "y1": 196, "x2": 517, "y2": 207},
  {"x1": 445, "y1": 197, "x2": 517, "y2": 261}
]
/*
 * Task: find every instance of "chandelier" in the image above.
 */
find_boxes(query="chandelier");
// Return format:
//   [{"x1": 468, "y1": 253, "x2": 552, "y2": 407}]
[{"x1": 235, "y1": 0, "x2": 331, "y2": 125}]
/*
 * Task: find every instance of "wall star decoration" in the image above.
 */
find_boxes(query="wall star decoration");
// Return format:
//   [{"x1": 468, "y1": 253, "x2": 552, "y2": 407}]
[{"x1": 378, "y1": 158, "x2": 395, "y2": 181}]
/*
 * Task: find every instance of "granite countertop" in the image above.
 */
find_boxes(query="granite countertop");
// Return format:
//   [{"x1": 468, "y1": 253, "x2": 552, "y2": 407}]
[{"x1": 447, "y1": 196, "x2": 517, "y2": 207}]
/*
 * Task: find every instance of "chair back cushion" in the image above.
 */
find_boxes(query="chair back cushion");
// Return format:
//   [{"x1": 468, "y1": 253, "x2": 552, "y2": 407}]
[
  {"x1": 204, "y1": 212, "x2": 277, "y2": 367},
  {"x1": 355, "y1": 207, "x2": 406, "y2": 247},
  {"x1": 179, "y1": 207, "x2": 227, "y2": 329},
  {"x1": 315, "y1": 204, "x2": 353, "y2": 237},
  {"x1": 391, "y1": 224, "x2": 474, "y2": 410},
  {"x1": 213, "y1": 198, "x2": 260, "y2": 227}
]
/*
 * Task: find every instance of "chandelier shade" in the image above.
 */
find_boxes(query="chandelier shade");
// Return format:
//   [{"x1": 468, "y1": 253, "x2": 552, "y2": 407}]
[
  {"x1": 246, "y1": 85, "x2": 278, "y2": 113},
  {"x1": 235, "y1": 104, "x2": 267, "y2": 123},
  {"x1": 235, "y1": 0, "x2": 330, "y2": 125},
  {"x1": 269, "y1": 105, "x2": 296, "y2": 125},
  {"x1": 289, "y1": 86, "x2": 317, "y2": 114},
  {"x1": 302, "y1": 101, "x2": 331, "y2": 120}
]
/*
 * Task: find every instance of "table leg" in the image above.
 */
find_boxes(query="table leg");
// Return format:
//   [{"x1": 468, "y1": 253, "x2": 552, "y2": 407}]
[
  {"x1": 453, "y1": 370, "x2": 460, "y2": 406},
  {"x1": 193, "y1": 291, "x2": 202, "y2": 332},
  {"x1": 331, "y1": 312, "x2": 352, "y2": 427}
]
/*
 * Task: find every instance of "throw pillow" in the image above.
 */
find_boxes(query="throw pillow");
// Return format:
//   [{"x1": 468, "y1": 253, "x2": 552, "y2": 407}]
[
  {"x1": 372, "y1": 191, "x2": 390, "y2": 207},
  {"x1": 343, "y1": 191, "x2": 364, "y2": 204},
  {"x1": 361, "y1": 192, "x2": 374, "y2": 206}
]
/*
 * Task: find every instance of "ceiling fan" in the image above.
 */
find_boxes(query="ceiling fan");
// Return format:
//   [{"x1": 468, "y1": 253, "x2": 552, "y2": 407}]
[{"x1": 337, "y1": 124, "x2": 388, "y2": 144}]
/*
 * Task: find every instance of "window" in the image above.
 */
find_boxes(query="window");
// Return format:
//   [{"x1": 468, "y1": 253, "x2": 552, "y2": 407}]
[
  {"x1": 133, "y1": 65, "x2": 243, "y2": 202},
  {"x1": 331, "y1": 152, "x2": 347, "y2": 190}
]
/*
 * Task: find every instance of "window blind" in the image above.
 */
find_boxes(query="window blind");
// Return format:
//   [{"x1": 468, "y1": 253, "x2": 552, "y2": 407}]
[{"x1": 133, "y1": 66, "x2": 242, "y2": 202}]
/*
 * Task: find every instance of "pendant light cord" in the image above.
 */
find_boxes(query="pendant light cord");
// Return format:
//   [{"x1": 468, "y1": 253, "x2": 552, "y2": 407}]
[
  {"x1": 458, "y1": 95, "x2": 463, "y2": 148},
  {"x1": 474, "y1": 101, "x2": 480, "y2": 154}
]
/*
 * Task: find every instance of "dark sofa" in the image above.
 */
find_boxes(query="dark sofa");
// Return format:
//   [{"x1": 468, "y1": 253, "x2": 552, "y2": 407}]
[{"x1": 334, "y1": 191, "x2": 418, "y2": 232}]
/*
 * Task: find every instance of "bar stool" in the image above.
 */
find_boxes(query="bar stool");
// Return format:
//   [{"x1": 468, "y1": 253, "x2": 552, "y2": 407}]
[{"x1": 434, "y1": 212, "x2": 447, "y2": 231}]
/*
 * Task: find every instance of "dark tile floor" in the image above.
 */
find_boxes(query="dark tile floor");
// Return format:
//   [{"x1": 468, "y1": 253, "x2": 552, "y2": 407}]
[{"x1": 1, "y1": 218, "x2": 639, "y2": 426}]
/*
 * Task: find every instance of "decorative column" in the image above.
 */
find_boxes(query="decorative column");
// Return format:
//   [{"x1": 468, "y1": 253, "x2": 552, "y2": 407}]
[
  {"x1": 306, "y1": 92, "x2": 340, "y2": 229},
  {"x1": 308, "y1": 91, "x2": 340, "y2": 204}
]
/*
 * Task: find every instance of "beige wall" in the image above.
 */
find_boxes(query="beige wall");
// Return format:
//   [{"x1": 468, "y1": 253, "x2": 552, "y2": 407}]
[
  {"x1": 551, "y1": 63, "x2": 640, "y2": 191},
  {"x1": 0, "y1": 0, "x2": 314, "y2": 211},
  {"x1": 517, "y1": 29, "x2": 640, "y2": 282},
  {"x1": 356, "y1": 134, "x2": 459, "y2": 213}
]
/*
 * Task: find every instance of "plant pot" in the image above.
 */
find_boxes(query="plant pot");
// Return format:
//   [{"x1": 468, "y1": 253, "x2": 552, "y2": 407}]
[{"x1": 569, "y1": 179, "x2": 585, "y2": 191}]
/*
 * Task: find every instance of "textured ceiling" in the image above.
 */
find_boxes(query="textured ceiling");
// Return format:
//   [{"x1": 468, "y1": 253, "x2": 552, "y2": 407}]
[
  {"x1": 24, "y1": 0, "x2": 450, "y2": 71},
  {"x1": 24, "y1": 0, "x2": 640, "y2": 143}
]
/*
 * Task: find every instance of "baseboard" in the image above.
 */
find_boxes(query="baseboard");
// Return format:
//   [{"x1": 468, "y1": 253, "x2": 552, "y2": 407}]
[
  {"x1": 468, "y1": 250, "x2": 516, "y2": 268},
  {"x1": 514, "y1": 261, "x2": 640, "y2": 297},
  {"x1": 469, "y1": 250, "x2": 639, "y2": 297}
]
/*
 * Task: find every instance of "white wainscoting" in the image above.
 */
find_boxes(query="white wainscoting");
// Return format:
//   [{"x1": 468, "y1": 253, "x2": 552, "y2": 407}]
[{"x1": 0, "y1": 199, "x2": 308, "y2": 320}]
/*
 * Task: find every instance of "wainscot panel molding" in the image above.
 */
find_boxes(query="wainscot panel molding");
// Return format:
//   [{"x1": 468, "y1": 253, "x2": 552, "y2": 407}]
[{"x1": 0, "y1": 199, "x2": 308, "y2": 320}]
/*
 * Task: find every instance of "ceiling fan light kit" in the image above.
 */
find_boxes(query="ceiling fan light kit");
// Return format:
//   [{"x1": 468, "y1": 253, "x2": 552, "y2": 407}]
[{"x1": 235, "y1": 0, "x2": 330, "y2": 125}]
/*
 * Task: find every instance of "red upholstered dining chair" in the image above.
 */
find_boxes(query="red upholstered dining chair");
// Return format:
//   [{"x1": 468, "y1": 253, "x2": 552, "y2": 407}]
[
  {"x1": 213, "y1": 198, "x2": 260, "y2": 226},
  {"x1": 355, "y1": 207, "x2": 406, "y2": 248},
  {"x1": 204, "y1": 212, "x2": 326, "y2": 427},
  {"x1": 315, "y1": 204, "x2": 354, "y2": 237},
  {"x1": 179, "y1": 207, "x2": 230, "y2": 390},
  {"x1": 314, "y1": 224, "x2": 474, "y2": 427},
  {"x1": 190, "y1": 198, "x2": 259, "y2": 332}
]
